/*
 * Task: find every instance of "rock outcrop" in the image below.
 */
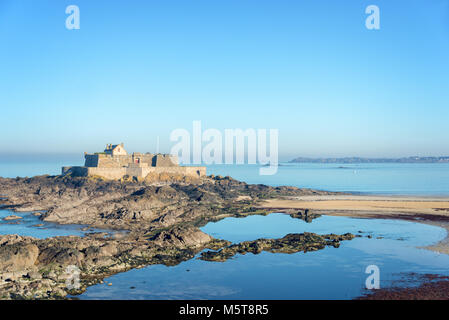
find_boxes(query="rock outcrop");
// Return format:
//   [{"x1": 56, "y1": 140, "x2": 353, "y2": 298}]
[
  {"x1": 288, "y1": 209, "x2": 322, "y2": 222},
  {"x1": 200, "y1": 232, "x2": 356, "y2": 262},
  {"x1": 2, "y1": 215, "x2": 23, "y2": 221},
  {"x1": 0, "y1": 174, "x2": 346, "y2": 299}
]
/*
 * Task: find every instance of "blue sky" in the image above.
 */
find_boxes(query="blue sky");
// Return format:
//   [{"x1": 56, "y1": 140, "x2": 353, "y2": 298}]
[{"x1": 1, "y1": 0, "x2": 448, "y2": 160}]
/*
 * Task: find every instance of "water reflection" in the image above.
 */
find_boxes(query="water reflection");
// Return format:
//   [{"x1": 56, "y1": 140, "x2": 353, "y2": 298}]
[
  {"x1": 77, "y1": 214, "x2": 449, "y2": 300},
  {"x1": 0, "y1": 209, "x2": 122, "y2": 239}
]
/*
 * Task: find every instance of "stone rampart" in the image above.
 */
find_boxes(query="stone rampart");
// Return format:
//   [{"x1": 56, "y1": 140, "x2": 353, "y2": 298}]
[{"x1": 62, "y1": 165, "x2": 206, "y2": 180}]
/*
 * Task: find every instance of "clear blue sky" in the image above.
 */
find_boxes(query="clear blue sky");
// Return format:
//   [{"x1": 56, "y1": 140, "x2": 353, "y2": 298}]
[{"x1": 1, "y1": 0, "x2": 448, "y2": 160}]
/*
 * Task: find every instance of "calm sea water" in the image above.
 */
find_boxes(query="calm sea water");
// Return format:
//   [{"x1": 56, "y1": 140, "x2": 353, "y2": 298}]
[
  {"x1": 78, "y1": 214, "x2": 449, "y2": 300},
  {"x1": 206, "y1": 163, "x2": 449, "y2": 196},
  {"x1": 1, "y1": 156, "x2": 449, "y2": 299},
  {"x1": 0, "y1": 154, "x2": 83, "y2": 179},
  {"x1": 1, "y1": 155, "x2": 448, "y2": 195}
]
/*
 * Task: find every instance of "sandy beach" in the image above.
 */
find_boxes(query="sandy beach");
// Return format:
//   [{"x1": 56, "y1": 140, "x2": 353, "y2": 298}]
[{"x1": 259, "y1": 195, "x2": 449, "y2": 255}]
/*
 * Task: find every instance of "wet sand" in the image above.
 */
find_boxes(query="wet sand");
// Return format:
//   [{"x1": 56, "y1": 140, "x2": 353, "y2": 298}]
[{"x1": 259, "y1": 195, "x2": 449, "y2": 255}]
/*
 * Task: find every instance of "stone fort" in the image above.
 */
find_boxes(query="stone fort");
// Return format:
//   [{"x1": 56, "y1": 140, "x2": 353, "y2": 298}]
[{"x1": 62, "y1": 143, "x2": 206, "y2": 180}]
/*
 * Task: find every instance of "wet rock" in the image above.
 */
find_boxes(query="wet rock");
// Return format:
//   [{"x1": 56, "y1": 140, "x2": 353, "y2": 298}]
[
  {"x1": 147, "y1": 226, "x2": 213, "y2": 248},
  {"x1": 26, "y1": 271, "x2": 42, "y2": 280},
  {"x1": 3, "y1": 215, "x2": 23, "y2": 221},
  {"x1": 289, "y1": 209, "x2": 321, "y2": 223},
  {"x1": 0, "y1": 243, "x2": 39, "y2": 272},
  {"x1": 200, "y1": 232, "x2": 355, "y2": 262},
  {"x1": 38, "y1": 247, "x2": 85, "y2": 266},
  {"x1": 43, "y1": 271, "x2": 57, "y2": 280}
]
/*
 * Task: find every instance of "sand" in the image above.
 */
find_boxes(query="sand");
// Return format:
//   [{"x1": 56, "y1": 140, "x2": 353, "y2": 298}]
[{"x1": 258, "y1": 195, "x2": 449, "y2": 255}]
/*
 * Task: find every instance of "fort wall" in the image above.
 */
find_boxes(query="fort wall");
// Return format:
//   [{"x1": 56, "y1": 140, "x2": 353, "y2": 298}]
[
  {"x1": 84, "y1": 154, "x2": 178, "y2": 168},
  {"x1": 62, "y1": 165, "x2": 206, "y2": 180},
  {"x1": 84, "y1": 155, "x2": 99, "y2": 167},
  {"x1": 153, "y1": 154, "x2": 178, "y2": 167}
]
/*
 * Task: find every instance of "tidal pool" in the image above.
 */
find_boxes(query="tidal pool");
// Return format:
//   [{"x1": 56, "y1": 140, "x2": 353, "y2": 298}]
[
  {"x1": 0, "y1": 208, "x2": 120, "y2": 239},
  {"x1": 76, "y1": 213, "x2": 449, "y2": 300}
]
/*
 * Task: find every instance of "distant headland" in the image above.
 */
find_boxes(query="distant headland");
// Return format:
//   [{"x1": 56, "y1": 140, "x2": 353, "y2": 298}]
[{"x1": 289, "y1": 156, "x2": 449, "y2": 164}]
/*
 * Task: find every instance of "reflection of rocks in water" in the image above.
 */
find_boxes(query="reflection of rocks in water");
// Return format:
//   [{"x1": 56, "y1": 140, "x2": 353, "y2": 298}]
[
  {"x1": 260, "y1": 209, "x2": 322, "y2": 223},
  {"x1": 200, "y1": 232, "x2": 355, "y2": 262},
  {"x1": 0, "y1": 227, "x2": 215, "y2": 299},
  {"x1": 0, "y1": 174, "x2": 341, "y2": 299},
  {"x1": 288, "y1": 209, "x2": 321, "y2": 223}
]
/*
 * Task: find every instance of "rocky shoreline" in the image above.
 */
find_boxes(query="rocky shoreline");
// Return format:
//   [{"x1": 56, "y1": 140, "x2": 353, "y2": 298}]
[{"x1": 0, "y1": 174, "x2": 343, "y2": 299}]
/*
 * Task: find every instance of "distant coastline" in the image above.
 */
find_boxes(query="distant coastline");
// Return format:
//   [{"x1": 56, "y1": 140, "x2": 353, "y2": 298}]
[{"x1": 289, "y1": 156, "x2": 449, "y2": 164}]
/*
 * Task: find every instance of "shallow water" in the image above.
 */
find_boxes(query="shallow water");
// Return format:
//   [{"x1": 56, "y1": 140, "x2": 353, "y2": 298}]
[
  {"x1": 76, "y1": 213, "x2": 449, "y2": 300},
  {"x1": 0, "y1": 209, "x2": 118, "y2": 239}
]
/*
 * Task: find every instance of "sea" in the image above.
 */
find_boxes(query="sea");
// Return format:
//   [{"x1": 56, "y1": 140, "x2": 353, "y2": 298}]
[{"x1": 1, "y1": 155, "x2": 449, "y2": 299}]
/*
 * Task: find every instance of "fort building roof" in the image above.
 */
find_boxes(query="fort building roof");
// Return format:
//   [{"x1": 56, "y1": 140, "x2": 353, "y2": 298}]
[{"x1": 104, "y1": 143, "x2": 127, "y2": 156}]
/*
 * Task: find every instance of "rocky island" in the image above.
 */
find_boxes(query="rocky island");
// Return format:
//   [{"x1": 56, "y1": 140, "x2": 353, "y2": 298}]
[{"x1": 0, "y1": 163, "x2": 346, "y2": 299}]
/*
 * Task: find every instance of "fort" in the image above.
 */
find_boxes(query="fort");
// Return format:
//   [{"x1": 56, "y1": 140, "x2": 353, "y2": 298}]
[{"x1": 62, "y1": 143, "x2": 206, "y2": 180}]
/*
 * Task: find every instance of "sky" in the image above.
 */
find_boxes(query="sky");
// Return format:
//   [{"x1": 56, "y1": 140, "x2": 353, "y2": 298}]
[{"x1": 0, "y1": 0, "x2": 448, "y2": 161}]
